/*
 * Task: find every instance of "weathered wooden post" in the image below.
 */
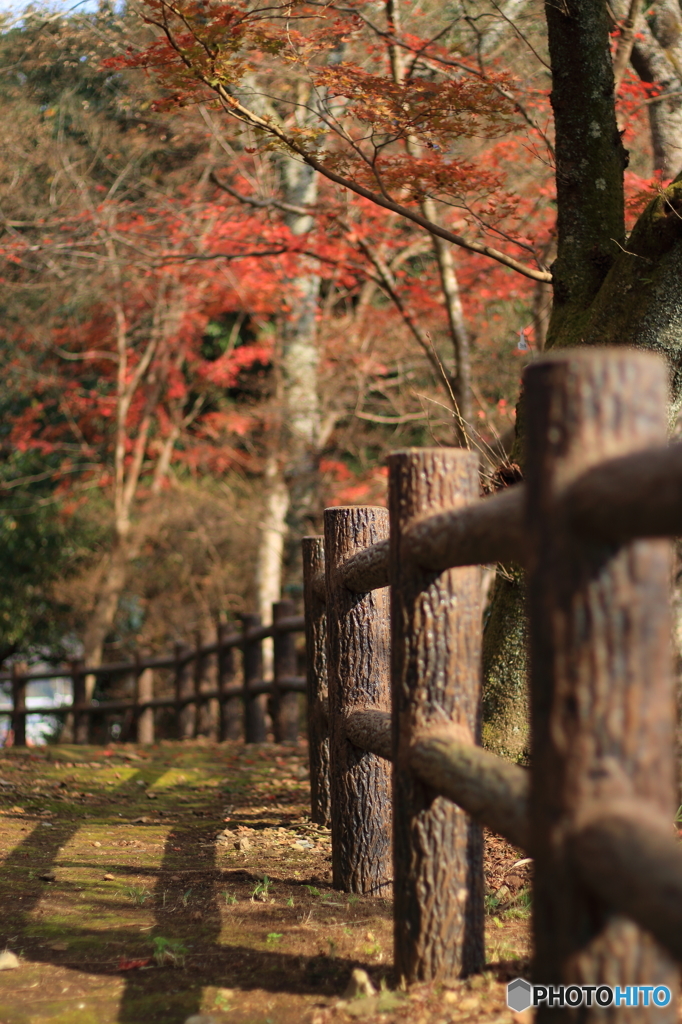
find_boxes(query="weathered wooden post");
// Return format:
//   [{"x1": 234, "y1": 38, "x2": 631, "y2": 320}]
[
  {"x1": 242, "y1": 613, "x2": 266, "y2": 743},
  {"x1": 72, "y1": 658, "x2": 90, "y2": 745},
  {"x1": 218, "y1": 624, "x2": 241, "y2": 741},
  {"x1": 325, "y1": 506, "x2": 392, "y2": 895},
  {"x1": 174, "y1": 643, "x2": 194, "y2": 740},
  {"x1": 525, "y1": 350, "x2": 678, "y2": 1021},
  {"x1": 389, "y1": 449, "x2": 485, "y2": 983},
  {"x1": 11, "y1": 663, "x2": 26, "y2": 748},
  {"x1": 273, "y1": 599, "x2": 299, "y2": 743},
  {"x1": 194, "y1": 630, "x2": 212, "y2": 737},
  {"x1": 302, "y1": 536, "x2": 331, "y2": 826},
  {"x1": 135, "y1": 653, "x2": 154, "y2": 745}
]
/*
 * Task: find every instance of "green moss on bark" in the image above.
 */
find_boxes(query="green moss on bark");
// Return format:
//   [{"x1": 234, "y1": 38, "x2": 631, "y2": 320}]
[{"x1": 481, "y1": 568, "x2": 530, "y2": 764}]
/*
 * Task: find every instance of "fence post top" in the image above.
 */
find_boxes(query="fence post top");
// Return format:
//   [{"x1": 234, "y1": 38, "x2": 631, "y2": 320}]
[
  {"x1": 323, "y1": 505, "x2": 388, "y2": 514},
  {"x1": 523, "y1": 346, "x2": 666, "y2": 377},
  {"x1": 387, "y1": 447, "x2": 479, "y2": 464}
]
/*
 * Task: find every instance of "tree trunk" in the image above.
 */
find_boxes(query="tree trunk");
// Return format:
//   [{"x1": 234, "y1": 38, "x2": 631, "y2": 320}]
[
  {"x1": 255, "y1": 455, "x2": 290, "y2": 676},
  {"x1": 629, "y1": 0, "x2": 682, "y2": 178},
  {"x1": 481, "y1": 569, "x2": 529, "y2": 762},
  {"x1": 481, "y1": 0, "x2": 682, "y2": 762},
  {"x1": 253, "y1": 156, "x2": 322, "y2": 625},
  {"x1": 81, "y1": 533, "x2": 131, "y2": 697}
]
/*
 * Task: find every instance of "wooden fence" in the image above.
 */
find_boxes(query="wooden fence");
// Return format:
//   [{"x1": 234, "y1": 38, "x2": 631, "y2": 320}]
[
  {"x1": 301, "y1": 349, "x2": 682, "y2": 1015},
  {"x1": 0, "y1": 603, "x2": 305, "y2": 746}
]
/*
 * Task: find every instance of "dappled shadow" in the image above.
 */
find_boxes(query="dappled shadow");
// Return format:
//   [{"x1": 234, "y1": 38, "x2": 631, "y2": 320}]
[{"x1": 0, "y1": 759, "x2": 376, "y2": 1023}]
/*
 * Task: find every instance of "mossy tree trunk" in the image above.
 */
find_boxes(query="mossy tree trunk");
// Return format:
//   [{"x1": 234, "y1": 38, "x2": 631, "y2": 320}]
[{"x1": 482, "y1": 0, "x2": 682, "y2": 759}]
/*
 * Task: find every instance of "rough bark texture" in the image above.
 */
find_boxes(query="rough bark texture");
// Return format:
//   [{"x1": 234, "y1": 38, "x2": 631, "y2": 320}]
[
  {"x1": 324, "y1": 507, "x2": 393, "y2": 895},
  {"x1": 568, "y1": 441, "x2": 682, "y2": 541},
  {"x1": 302, "y1": 537, "x2": 331, "y2": 826},
  {"x1": 218, "y1": 625, "x2": 241, "y2": 741},
  {"x1": 136, "y1": 664, "x2": 154, "y2": 744},
  {"x1": 525, "y1": 350, "x2": 678, "y2": 1021},
  {"x1": 345, "y1": 708, "x2": 394, "y2": 761},
  {"x1": 345, "y1": 707, "x2": 530, "y2": 851},
  {"x1": 242, "y1": 614, "x2": 266, "y2": 743},
  {"x1": 405, "y1": 486, "x2": 526, "y2": 572},
  {"x1": 544, "y1": 0, "x2": 626, "y2": 346},
  {"x1": 389, "y1": 449, "x2": 485, "y2": 983},
  {"x1": 272, "y1": 600, "x2": 299, "y2": 742},
  {"x1": 481, "y1": 570, "x2": 530, "y2": 762},
  {"x1": 569, "y1": 178, "x2": 682, "y2": 414},
  {"x1": 570, "y1": 799, "x2": 682, "y2": 964},
  {"x1": 339, "y1": 538, "x2": 390, "y2": 593},
  {"x1": 410, "y1": 729, "x2": 529, "y2": 853},
  {"x1": 627, "y1": 0, "x2": 682, "y2": 177},
  {"x1": 482, "y1": 0, "x2": 682, "y2": 763}
]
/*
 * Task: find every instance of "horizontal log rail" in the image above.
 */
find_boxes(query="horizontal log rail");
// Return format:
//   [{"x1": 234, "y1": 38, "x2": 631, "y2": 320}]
[
  {"x1": 310, "y1": 487, "x2": 527, "y2": 596},
  {"x1": 309, "y1": 441, "x2": 682, "y2": 599},
  {"x1": 344, "y1": 708, "x2": 530, "y2": 850},
  {"x1": 1, "y1": 612, "x2": 306, "y2": 746},
  {"x1": 0, "y1": 616, "x2": 305, "y2": 684},
  {"x1": 343, "y1": 709, "x2": 682, "y2": 968},
  {"x1": 1, "y1": 677, "x2": 306, "y2": 719},
  {"x1": 569, "y1": 801, "x2": 682, "y2": 966}
]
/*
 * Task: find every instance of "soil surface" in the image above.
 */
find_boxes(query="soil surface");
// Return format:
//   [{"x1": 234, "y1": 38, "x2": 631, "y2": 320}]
[{"x1": 0, "y1": 740, "x2": 531, "y2": 1024}]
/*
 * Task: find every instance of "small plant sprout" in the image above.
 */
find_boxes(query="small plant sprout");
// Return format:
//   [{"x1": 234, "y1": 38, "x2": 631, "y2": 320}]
[
  {"x1": 124, "y1": 886, "x2": 152, "y2": 906},
  {"x1": 152, "y1": 936, "x2": 188, "y2": 967},
  {"x1": 222, "y1": 891, "x2": 237, "y2": 905},
  {"x1": 286, "y1": 896, "x2": 294, "y2": 907},
  {"x1": 251, "y1": 876, "x2": 273, "y2": 901},
  {"x1": 304, "y1": 885, "x2": 320, "y2": 897},
  {"x1": 181, "y1": 889, "x2": 192, "y2": 907},
  {"x1": 266, "y1": 932, "x2": 283, "y2": 945}
]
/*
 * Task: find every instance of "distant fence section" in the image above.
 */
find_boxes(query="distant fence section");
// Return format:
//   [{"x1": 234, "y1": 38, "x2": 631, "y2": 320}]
[
  {"x1": 0, "y1": 603, "x2": 305, "y2": 746},
  {"x1": 302, "y1": 349, "x2": 682, "y2": 1015}
]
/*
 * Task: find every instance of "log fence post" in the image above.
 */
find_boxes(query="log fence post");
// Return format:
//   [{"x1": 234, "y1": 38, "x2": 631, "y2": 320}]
[
  {"x1": 72, "y1": 658, "x2": 89, "y2": 745},
  {"x1": 175, "y1": 643, "x2": 194, "y2": 740},
  {"x1": 194, "y1": 629, "x2": 212, "y2": 737},
  {"x1": 273, "y1": 599, "x2": 299, "y2": 743},
  {"x1": 218, "y1": 624, "x2": 240, "y2": 741},
  {"x1": 135, "y1": 653, "x2": 154, "y2": 745},
  {"x1": 11, "y1": 663, "x2": 26, "y2": 748},
  {"x1": 302, "y1": 536, "x2": 331, "y2": 826},
  {"x1": 325, "y1": 506, "x2": 392, "y2": 895},
  {"x1": 242, "y1": 613, "x2": 266, "y2": 743},
  {"x1": 525, "y1": 350, "x2": 678, "y2": 1021},
  {"x1": 389, "y1": 449, "x2": 485, "y2": 983}
]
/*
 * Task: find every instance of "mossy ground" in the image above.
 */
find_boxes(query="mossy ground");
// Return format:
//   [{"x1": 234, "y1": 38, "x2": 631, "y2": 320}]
[{"x1": 0, "y1": 740, "x2": 530, "y2": 1024}]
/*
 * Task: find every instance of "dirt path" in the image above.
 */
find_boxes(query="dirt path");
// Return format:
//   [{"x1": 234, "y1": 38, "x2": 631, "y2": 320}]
[{"x1": 0, "y1": 740, "x2": 530, "y2": 1024}]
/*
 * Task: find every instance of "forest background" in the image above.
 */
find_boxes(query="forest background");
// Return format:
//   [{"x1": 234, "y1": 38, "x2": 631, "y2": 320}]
[{"x1": 0, "y1": 0, "x2": 677, "y2": 751}]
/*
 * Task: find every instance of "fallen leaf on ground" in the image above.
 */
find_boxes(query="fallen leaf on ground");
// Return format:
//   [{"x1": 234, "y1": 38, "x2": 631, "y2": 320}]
[{"x1": 118, "y1": 957, "x2": 152, "y2": 971}]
